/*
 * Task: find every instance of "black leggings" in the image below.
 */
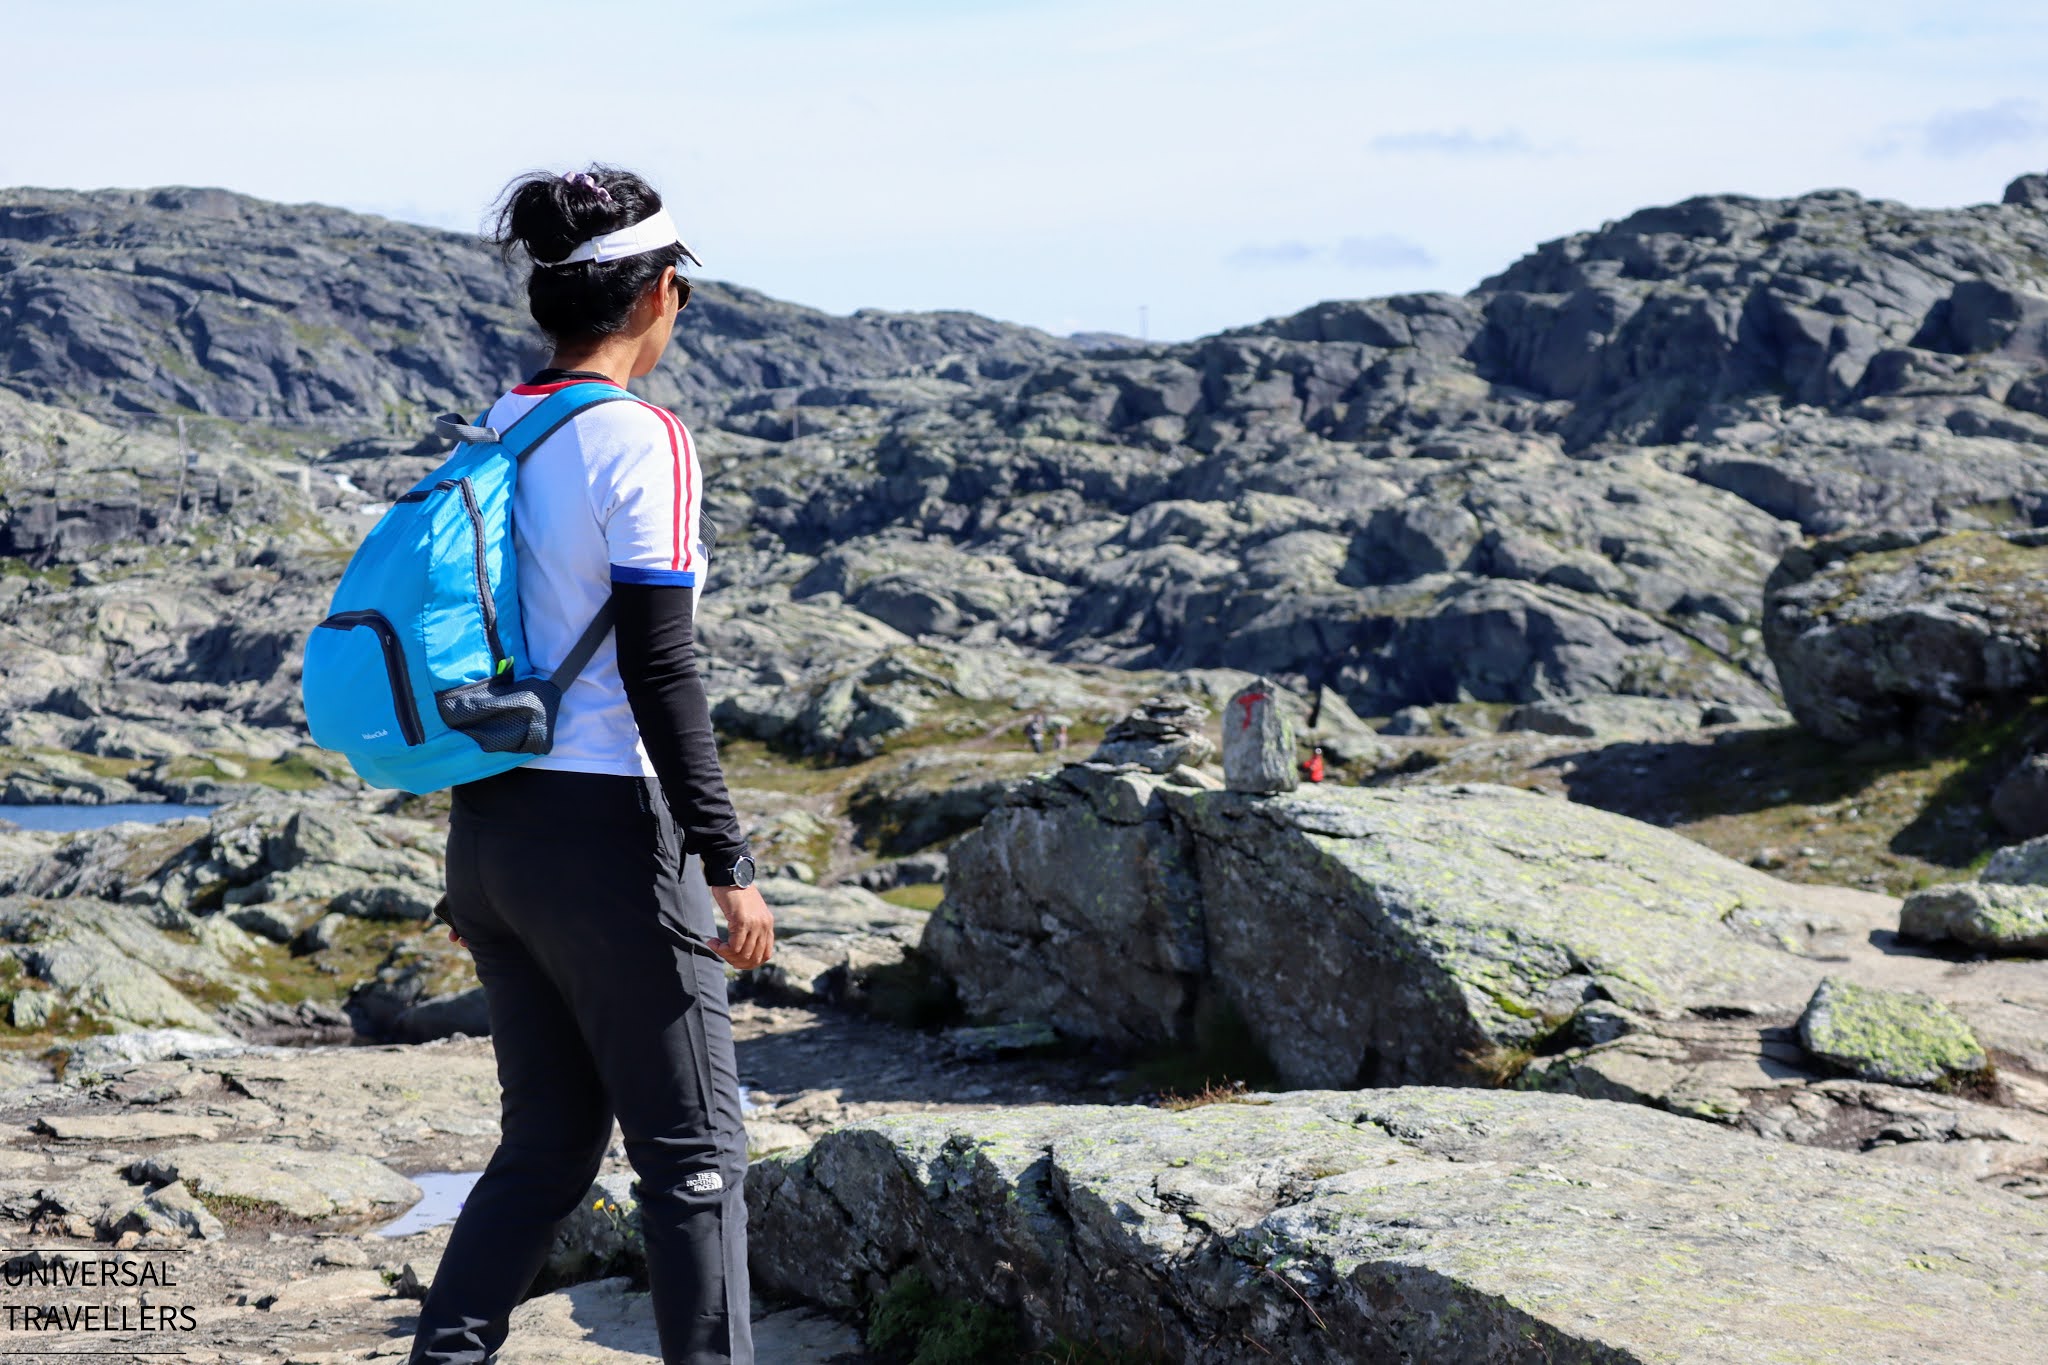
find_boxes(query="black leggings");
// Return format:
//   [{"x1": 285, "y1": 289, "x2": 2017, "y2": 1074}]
[{"x1": 408, "y1": 766, "x2": 752, "y2": 1365}]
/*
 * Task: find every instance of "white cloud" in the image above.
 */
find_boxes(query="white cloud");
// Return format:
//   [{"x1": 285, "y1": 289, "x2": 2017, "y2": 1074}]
[{"x1": 1923, "y1": 98, "x2": 2048, "y2": 157}]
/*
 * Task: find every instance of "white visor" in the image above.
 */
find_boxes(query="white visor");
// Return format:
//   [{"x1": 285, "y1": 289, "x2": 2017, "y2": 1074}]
[{"x1": 545, "y1": 207, "x2": 702, "y2": 268}]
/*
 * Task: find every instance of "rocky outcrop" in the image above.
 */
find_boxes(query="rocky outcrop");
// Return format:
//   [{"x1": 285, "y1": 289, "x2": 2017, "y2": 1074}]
[
  {"x1": 0, "y1": 186, "x2": 1074, "y2": 435},
  {"x1": 1765, "y1": 528, "x2": 2048, "y2": 744},
  {"x1": 11, "y1": 177, "x2": 2048, "y2": 731},
  {"x1": 747, "y1": 1088, "x2": 2048, "y2": 1365},
  {"x1": 0, "y1": 793, "x2": 444, "y2": 924},
  {"x1": 0, "y1": 896, "x2": 256, "y2": 1033},
  {"x1": 928, "y1": 773, "x2": 1850, "y2": 1085}
]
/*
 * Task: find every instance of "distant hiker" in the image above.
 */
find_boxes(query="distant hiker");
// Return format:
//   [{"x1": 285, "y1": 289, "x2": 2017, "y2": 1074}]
[
  {"x1": 1303, "y1": 745, "x2": 1326, "y2": 784},
  {"x1": 1024, "y1": 711, "x2": 1047, "y2": 753},
  {"x1": 1055, "y1": 721, "x2": 1071, "y2": 751},
  {"x1": 407, "y1": 166, "x2": 769, "y2": 1365}
]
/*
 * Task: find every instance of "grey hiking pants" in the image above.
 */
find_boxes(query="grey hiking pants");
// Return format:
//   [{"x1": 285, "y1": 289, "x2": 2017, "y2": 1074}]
[{"x1": 408, "y1": 766, "x2": 752, "y2": 1365}]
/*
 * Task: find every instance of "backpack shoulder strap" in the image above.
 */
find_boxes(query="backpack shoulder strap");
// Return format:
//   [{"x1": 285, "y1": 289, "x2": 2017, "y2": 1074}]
[
  {"x1": 550, "y1": 598, "x2": 616, "y2": 690},
  {"x1": 499, "y1": 382, "x2": 638, "y2": 461}
]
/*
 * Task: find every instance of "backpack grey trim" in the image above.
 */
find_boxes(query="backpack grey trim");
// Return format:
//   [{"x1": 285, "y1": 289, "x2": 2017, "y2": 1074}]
[{"x1": 436, "y1": 414, "x2": 502, "y2": 444}]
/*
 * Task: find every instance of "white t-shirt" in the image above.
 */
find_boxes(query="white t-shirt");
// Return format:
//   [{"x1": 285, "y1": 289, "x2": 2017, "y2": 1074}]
[{"x1": 484, "y1": 377, "x2": 706, "y2": 778}]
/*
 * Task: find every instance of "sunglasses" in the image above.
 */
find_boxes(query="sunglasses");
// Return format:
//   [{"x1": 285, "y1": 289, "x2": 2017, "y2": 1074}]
[{"x1": 671, "y1": 268, "x2": 692, "y2": 311}]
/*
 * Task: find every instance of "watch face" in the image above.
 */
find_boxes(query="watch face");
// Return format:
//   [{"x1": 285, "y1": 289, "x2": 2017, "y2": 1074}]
[{"x1": 730, "y1": 855, "x2": 756, "y2": 889}]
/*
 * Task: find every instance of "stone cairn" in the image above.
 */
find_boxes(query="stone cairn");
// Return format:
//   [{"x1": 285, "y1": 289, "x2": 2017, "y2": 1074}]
[
  {"x1": 1088, "y1": 695, "x2": 1215, "y2": 774},
  {"x1": 1222, "y1": 678, "x2": 1298, "y2": 794}
]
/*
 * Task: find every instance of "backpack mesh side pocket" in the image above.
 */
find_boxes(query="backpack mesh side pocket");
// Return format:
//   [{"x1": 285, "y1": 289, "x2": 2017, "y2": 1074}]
[{"x1": 436, "y1": 676, "x2": 563, "y2": 755}]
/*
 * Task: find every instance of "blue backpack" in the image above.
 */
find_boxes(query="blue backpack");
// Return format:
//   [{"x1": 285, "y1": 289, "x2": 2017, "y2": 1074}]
[{"x1": 301, "y1": 381, "x2": 634, "y2": 793}]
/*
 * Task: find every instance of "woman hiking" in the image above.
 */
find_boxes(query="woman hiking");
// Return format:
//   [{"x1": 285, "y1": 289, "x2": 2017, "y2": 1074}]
[{"x1": 408, "y1": 166, "x2": 773, "y2": 1365}]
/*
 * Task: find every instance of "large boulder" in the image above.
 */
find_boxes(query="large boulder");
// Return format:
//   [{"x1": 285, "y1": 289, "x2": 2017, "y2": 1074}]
[
  {"x1": 927, "y1": 775, "x2": 1845, "y2": 1086},
  {"x1": 1764, "y1": 529, "x2": 2048, "y2": 744},
  {"x1": 747, "y1": 1089, "x2": 2048, "y2": 1365}
]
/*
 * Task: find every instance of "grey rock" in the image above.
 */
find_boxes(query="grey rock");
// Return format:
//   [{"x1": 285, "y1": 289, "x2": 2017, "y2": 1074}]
[
  {"x1": 0, "y1": 897, "x2": 250, "y2": 1034},
  {"x1": 2007, "y1": 172, "x2": 2048, "y2": 207},
  {"x1": 59, "y1": 1028, "x2": 260, "y2": 1075},
  {"x1": 227, "y1": 904, "x2": 298, "y2": 944},
  {"x1": 129, "y1": 1141, "x2": 420, "y2": 1226},
  {"x1": 1087, "y1": 694, "x2": 1215, "y2": 773},
  {"x1": 1765, "y1": 529, "x2": 2048, "y2": 744},
  {"x1": 1900, "y1": 881, "x2": 2048, "y2": 956},
  {"x1": 119, "y1": 1179, "x2": 227, "y2": 1241},
  {"x1": 846, "y1": 749, "x2": 1048, "y2": 857},
  {"x1": 1383, "y1": 704, "x2": 1435, "y2": 736},
  {"x1": 1798, "y1": 976, "x2": 1988, "y2": 1087},
  {"x1": 1503, "y1": 695, "x2": 1709, "y2": 741},
  {"x1": 747, "y1": 1089, "x2": 2048, "y2": 1364},
  {"x1": 539, "y1": 1174, "x2": 643, "y2": 1291},
  {"x1": 738, "y1": 879, "x2": 928, "y2": 1008},
  {"x1": 1992, "y1": 754, "x2": 2048, "y2": 838},
  {"x1": 851, "y1": 851, "x2": 948, "y2": 892},
  {"x1": 292, "y1": 910, "x2": 348, "y2": 955},
  {"x1": 1984, "y1": 835, "x2": 2048, "y2": 886},
  {"x1": 344, "y1": 933, "x2": 484, "y2": 1041},
  {"x1": 1219, "y1": 679, "x2": 1297, "y2": 793}
]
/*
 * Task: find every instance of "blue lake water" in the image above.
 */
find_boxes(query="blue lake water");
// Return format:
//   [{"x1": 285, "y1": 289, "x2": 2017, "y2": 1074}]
[
  {"x1": 0, "y1": 803, "x2": 216, "y2": 833},
  {"x1": 376, "y1": 1093, "x2": 761, "y2": 1236},
  {"x1": 378, "y1": 1171, "x2": 484, "y2": 1238}
]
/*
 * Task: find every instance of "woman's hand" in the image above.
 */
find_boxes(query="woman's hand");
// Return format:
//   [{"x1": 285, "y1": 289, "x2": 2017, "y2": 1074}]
[{"x1": 708, "y1": 885, "x2": 775, "y2": 970}]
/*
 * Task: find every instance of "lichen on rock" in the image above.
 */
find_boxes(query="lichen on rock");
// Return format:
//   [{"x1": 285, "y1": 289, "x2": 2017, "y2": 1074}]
[
  {"x1": 1797, "y1": 976, "x2": 1989, "y2": 1088},
  {"x1": 1900, "y1": 881, "x2": 2048, "y2": 956}
]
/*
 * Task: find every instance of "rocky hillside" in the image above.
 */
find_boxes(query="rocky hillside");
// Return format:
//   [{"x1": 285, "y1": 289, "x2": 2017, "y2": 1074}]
[
  {"x1": 5, "y1": 175, "x2": 2047, "y2": 731},
  {"x1": 0, "y1": 186, "x2": 1073, "y2": 434}
]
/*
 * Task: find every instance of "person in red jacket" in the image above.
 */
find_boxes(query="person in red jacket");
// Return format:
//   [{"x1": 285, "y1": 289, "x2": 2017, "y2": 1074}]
[{"x1": 1303, "y1": 746, "x2": 1326, "y2": 783}]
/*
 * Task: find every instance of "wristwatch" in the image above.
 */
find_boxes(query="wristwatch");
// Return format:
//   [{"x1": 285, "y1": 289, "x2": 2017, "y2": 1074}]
[{"x1": 706, "y1": 854, "x2": 756, "y2": 889}]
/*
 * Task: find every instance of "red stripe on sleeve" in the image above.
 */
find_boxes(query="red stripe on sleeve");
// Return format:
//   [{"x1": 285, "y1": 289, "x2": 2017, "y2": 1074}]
[{"x1": 638, "y1": 402, "x2": 694, "y2": 573}]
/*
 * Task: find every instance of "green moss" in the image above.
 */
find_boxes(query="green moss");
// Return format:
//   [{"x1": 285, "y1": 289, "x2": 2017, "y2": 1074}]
[
  {"x1": 867, "y1": 1272, "x2": 1021, "y2": 1365},
  {"x1": 241, "y1": 750, "x2": 343, "y2": 792},
  {"x1": 879, "y1": 883, "x2": 945, "y2": 912},
  {"x1": 864, "y1": 1273, "x2": 1152, "y2": 1365}
]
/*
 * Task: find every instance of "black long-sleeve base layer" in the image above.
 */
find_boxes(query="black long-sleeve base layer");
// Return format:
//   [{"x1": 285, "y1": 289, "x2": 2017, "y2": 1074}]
[
  {"x1": 408, "y1": 767, "x2": 752, "y2": 1365},
  {"x1": 611, "y1": 580, "x2": 750, "y2": 876}
]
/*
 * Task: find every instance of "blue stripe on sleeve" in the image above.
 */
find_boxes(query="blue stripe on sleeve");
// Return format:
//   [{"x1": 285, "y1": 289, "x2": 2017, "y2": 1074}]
[{"x1": 611, "y1": 564, "x2": 699, "y2": 587}]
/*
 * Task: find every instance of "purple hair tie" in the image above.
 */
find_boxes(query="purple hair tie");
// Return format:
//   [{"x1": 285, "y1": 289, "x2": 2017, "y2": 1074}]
[{"x1": 562, "y1": 171, "x2": 613, "y2": 204}]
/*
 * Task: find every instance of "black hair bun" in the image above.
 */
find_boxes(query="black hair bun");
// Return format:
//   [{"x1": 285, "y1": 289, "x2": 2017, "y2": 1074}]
[
  {"x1": 494, "y1": 165, "x2": 660, "y2": 265},
  {"x1": 489, "y1": 165, "x2": 688, "y2": 346}
]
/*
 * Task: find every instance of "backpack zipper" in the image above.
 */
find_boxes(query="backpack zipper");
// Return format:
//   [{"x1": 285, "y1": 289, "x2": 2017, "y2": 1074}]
[
  {"x1": 454, "y1": 478, "x2": 509, "y2": 672},
  {"x1": 316, "y1": 610, "x2": 426, "y2": 745},
  {"x1": 394, "y1": 478, "x2": 509, "y2": 675}
]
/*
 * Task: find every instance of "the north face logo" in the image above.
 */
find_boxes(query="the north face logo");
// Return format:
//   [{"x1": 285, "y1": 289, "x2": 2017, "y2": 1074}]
[{"x1": 684, "y1": 1171, "x2": 724, "y2": 1195}]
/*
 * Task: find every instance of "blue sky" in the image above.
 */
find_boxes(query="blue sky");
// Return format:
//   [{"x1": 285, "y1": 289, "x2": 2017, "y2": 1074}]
[{"x1": 7, "y1": 1, "x2": 2048, "y2": 340}]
